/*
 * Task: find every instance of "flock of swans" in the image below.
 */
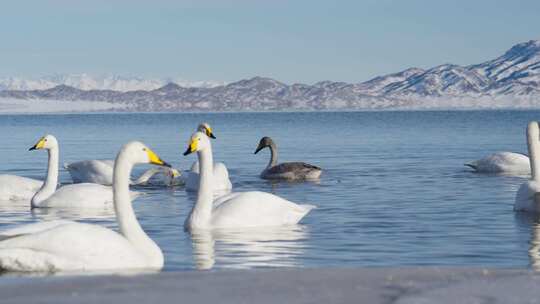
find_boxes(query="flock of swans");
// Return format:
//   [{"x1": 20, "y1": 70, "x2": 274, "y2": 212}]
[
  {"x1": 3, "y1": 119, "x2": 540, "y2": 273},
  {"x1": 0, "y1": 123, "x2": 321, "y2": 272}
]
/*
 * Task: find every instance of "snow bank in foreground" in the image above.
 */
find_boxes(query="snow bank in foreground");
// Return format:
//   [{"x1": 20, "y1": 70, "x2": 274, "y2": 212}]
[{"x1": 0, "y1": 98, "x2": 127, "y2": 114}]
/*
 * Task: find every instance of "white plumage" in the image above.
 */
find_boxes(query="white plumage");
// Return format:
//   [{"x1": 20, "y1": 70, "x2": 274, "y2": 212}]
[
  {"x1": 0, "y1": 141, "x2": 167, "y2": 272},
  {"x1": 183, "y1": 131, "x2": 315, "y2": 230},
  {"x1": 466, "y1": 152, "x2": 530, "y2": 174},
  {"x1": 515, "y1": 122, "x2": 540, "y2": 212}
]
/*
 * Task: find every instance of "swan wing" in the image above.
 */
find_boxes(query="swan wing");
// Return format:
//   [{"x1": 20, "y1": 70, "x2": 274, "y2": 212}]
[
  {"x1": 211, "y1": 191, "x2": 315, "y2": 228},
  {"x1": 38, "y1": 183, "x2": 141, "y2": 208},
  {"x1": 265, "y1": 162, "x2": 322, "y2": 180},
  {"x1": 0, "y1": 175, "x2": 43, "y2": 201},
  {"x1": 0, "y1": 223, "x2": 147, "y2": 272},
  {"x1": 65, "y1": 160, "x2": 115, "y2": 185},
  {"x1": 0, "y1": 220, "x2": 75, "y2": 238}
]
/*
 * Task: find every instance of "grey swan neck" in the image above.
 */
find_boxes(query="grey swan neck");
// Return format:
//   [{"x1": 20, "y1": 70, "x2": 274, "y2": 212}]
[
  {"x1": 113, "y1": 153, "x2": 162, "y2": 263},
  {"x1": 188, "y1": 145, "x2": 214, "y2": 229},
  {"x1": 267, "y1": 142, "x2": 278, "y2": 169},
  {"x1": 31, "y1": 146, "x2": 59, "y2": 208}
]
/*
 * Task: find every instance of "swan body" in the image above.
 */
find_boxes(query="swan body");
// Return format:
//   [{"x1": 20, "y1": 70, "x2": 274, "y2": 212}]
[
  {"x1": 0, "y1": 141, "x2": 168, "y2": 272},
  {"x1": 26, "y1": 135, "x2": 141, "y2": 209},
  {"x1": 466, "y1": 152, "x2": 530, "y2": 173},
  {"x1": 65, "y1": 159, "x2": 115, "y2": 184},
  {"x1": 184, "y1": 122, "x2": 231, "y2": 192},
  {"x1": 65, "y1": 159, "x2": 180, "y2": 186},
  {"x1": 33, "y1": 183, "x2": 142, "y2": 209},
  {"x1": 185, "y1": 161, "x2": 232, "y2": 192},
  {"x1": 254, "y1": 137, "x2": 322, "y2": 180},
  {"x1": 515, "y1": 122, "x2": 540, "y2": 212},
  {"x1": 183, "y1": 131, "x2": 315, "y2": 230},
  {"x1": 0, "y1": 175, "x2": 43, "y2": 201}
]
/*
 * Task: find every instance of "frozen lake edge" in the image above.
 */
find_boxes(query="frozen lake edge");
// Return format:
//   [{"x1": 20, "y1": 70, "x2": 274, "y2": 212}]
[{"x1": 1, "y1": 267, "x2": 539, "y2": 303}]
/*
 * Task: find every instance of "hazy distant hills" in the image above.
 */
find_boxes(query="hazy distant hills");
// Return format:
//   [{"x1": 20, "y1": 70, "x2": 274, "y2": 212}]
[{"x1": 1, "y1": 40, "x2": 539, "y2": 111}]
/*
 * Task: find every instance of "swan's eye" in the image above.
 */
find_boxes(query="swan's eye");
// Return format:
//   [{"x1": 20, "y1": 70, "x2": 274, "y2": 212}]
[
  {"x1": 44, "y1": 139, "x2": 47, "y2": 142},
  {"x1": 142, "y1": 148, "x2": 147, "y2": 151}
]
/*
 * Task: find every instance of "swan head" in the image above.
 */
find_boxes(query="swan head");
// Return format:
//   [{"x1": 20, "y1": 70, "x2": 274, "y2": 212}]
[
  {"x1": 183, "y1": 131, "x2": 210, "y2": 156},
  {"x1": 197, "y1": 122, "x2": 216, "y2": 139},
  {"x1": 29, "y1": 134, "x2": 58, "y2": 151},
  {"x1": 121, "y1": 141, "x2": 171, "y2": 167},
  {"x1": 254, "y1": 136, "x2": 274, "y2": 154}
]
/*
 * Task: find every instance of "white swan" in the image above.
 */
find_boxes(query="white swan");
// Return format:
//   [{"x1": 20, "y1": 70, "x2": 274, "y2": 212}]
[
  {"x1": 254, "y1": 136, "x2": 322, "y2": 180},
  {"x1": 0, "y1": 139, "x2": 56, "y2": 201},
  {"x1": 65, "y1": 159, "x2": 181, "y2": 186},
  {"x1": 0, "y1": 141, "x2": 167, "y2": 272},
  {"x1": 515, "y1": 122, "x2": 540, "y2": 212},
  {"x1": 28, "y1": 135, "x2": 141, "y2": 209},
  {"x1": 182, "y1": 131, "x2": 315, "y2": 230},
  {"x1": 184, "y1": 123, "x2": 232, "y2": 192},
  {"x1": 466, "y1": 152, "x2": 530, "y2": 174}
]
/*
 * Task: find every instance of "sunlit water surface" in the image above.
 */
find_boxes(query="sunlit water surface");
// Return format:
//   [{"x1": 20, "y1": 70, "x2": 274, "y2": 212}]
[{"x1": 1, "y1": 111, "x2": 540, "y2": 272}]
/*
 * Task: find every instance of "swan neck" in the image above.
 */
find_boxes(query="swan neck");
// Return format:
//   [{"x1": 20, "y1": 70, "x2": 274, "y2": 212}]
[
  {"x1": 528, "y1": 126, "x2": 540, "y2": 181},
  {"x1": 267, "y1": 143, "x2": 278, "y2": 168},
  {"x1": 113, "y1": 153, "x2": 161, "y2": 263},
  {"x1": 190, "y1": 146, "x2": 214, "y2": 228},
  {"x1": 31, "y1": 146, "x2": 59, "y2": 207},
  {"x1": 131, "y1": 167, "x2": 161, "y2": 185}
]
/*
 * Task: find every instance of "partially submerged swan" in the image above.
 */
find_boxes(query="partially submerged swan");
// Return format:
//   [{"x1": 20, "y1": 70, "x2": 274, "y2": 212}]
[
  {"x1": 465, "y1": 152, "x2": 530, "y2": 174},
  {"x1": 515, "y1": 122, "x2": 540, "y2": 212},
  {"x1": 0, "y1": 141, "x2": 168, "y2": 272},
  {"x1": 183, "y1": 131, "x2": 315, "y2": 230},
  {"x1": 27, "y1": 135, "x2": 140, "y2": 209},
  {"x1": 65, "y1": 159, "x2": 181, "y2": 186},
  {"x1": 254, "y1": 137, "x2": 322, "y2": 180},
  {"x1": 185, "y1": 123, "x2": 232, "y2": 192}
]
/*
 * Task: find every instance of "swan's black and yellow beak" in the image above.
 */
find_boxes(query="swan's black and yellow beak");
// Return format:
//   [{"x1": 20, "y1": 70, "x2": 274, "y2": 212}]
[
  {"x1": 204, "y1": 126, "x2": 216, "y2": 139},
  {"x1": 183, "y1": 138, "x2": 198, "y2": 156},
  {"x1": 146, "y1": 148, "x2": 171, "y2": 167},
  {"x1": 29, "y1": 137, "x2": 46, "y2": 151}
]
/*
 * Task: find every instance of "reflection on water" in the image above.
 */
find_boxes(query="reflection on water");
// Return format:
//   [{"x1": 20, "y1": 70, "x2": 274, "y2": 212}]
[
  {"x1": 190, "y1": 225, "x2": 310, "y2": 270},
  {"x1": 30, "y1": 206, "x2": 115, "y2": 221},
  {"x1": 515, "y1": 212, "x2": 540, "y2": 271}
]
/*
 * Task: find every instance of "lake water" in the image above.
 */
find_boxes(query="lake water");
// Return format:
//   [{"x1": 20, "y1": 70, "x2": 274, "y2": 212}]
[{"x1": 1, "y1": 110, "x2": 540, "y2": 272}]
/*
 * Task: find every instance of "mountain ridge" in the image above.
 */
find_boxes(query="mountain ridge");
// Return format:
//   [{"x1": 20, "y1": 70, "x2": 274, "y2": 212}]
[{"x1": 1, "y1": 40, "x2": 540, "y2": 111}]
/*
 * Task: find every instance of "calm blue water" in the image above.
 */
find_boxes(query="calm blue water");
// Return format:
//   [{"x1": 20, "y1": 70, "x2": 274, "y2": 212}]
[{"x1": 1, "y1": 111, "x2": 540, "y2": 271}]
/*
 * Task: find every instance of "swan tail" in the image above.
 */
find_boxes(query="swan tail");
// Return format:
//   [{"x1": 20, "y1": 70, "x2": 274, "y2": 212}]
[{"x1": 300, "y1": 204, "x2": 317, "y2": 211}]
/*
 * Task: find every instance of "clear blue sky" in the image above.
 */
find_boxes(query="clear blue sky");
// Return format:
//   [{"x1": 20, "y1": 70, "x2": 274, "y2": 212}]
[{"x1": 1, "y1": 0, "x2": 539, "y2": 84}]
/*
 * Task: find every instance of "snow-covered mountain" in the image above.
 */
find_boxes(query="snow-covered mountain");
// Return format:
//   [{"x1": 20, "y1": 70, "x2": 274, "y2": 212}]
[
  {"x1": 0, "y1": 74, "x2": 226, "y2": 92},
  {"x1": 1, "y1": 39, "x2": 540, "y2": 111}
]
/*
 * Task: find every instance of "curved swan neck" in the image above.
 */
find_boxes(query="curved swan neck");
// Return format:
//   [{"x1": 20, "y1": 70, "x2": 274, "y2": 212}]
[
  {"x1": 528, "y1": 122, "x2": 540, "y2": 181},
  {"x1": 113, "y1": 152, "x2": 161, "y2": 261},
  {"x1": 189, "y1": 145, "x2": 214, "y2": 229},
  {"x1": 31, "y1": 146, "x2": 59, "y2": 207},
  {"x1": 131, "y1": 167, "x2": 162, "y2": 185},
  {"x1": 267, "y1": 142, "x2": 278, "y2": 169}
]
